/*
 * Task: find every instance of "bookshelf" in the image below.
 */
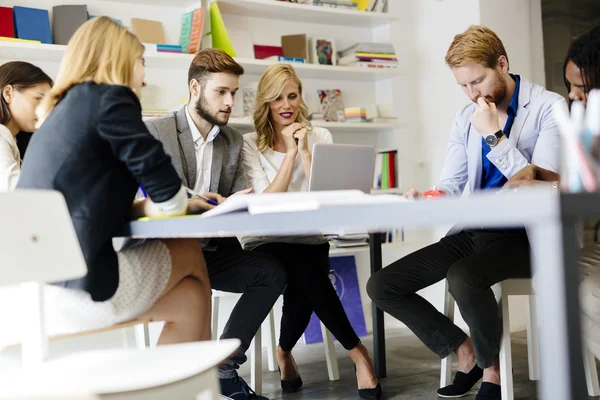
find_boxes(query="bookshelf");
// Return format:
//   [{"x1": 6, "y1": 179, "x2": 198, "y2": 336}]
[
  {"x1": 0, "y1": 41, "x2": 401, "y2": 81},
  {"x1": 228, "y1": 117, "x2": 405, "y2": 133},
  {"x1": 217, "y1": 0, "x2": 398, "y2": 27}
]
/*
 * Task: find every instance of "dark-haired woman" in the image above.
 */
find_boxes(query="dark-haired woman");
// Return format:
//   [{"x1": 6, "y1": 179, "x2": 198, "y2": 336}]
[{"x1": 0, "y1": 61, "x2": 52, "y2": 191}]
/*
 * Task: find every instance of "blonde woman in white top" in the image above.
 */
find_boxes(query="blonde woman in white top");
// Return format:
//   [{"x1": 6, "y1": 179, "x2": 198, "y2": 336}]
[
  {"x1": 241, "y1": 64, "x2": 381, "y2": 399},
  {"x1": 0, "y1": 61, "x2": 52, "y2": 191}
]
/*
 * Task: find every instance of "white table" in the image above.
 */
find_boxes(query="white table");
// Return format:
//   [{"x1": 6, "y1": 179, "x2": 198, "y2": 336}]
[{"x1": 122, "y1": 188, "x2": 587, "y2": 400}]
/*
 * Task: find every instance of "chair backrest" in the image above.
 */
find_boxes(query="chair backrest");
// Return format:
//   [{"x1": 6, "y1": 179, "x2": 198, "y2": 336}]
[{"x1": 0, "y1": 190, "x2": 87, "y2": 286}]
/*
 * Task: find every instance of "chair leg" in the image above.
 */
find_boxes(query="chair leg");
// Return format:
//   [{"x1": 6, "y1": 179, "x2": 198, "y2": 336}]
[
  {"x1": 265, "y1": 309, "x2": 278, "y2": 372},
  {"x1": 525, "y1": 295, "x2": 540, "y2": 381},
  {"x1": 133, "y1": 323, "x2": 150, "y2": 349},
  {"x1": 211, "y1": 296, "x2": 220, "y2": 341},
  {"x1": 583, "y1": 347, "x2": 600, "y2": 396},
  {"x1": 498, "y1": 286, "x2": 514, "y2": 400},
  {"x1": 440, "y1": 280, "x2": 455, "y2": 388},
  {"x1": 250, "y1": 327, "x2": 263, "y2": 395},
  {"x1": 321, "y1": 322, "x2": 340, "y2": 381}
]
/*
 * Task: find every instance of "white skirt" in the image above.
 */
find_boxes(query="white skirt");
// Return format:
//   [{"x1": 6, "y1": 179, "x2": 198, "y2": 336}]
[{"x1": 0, "y1": 240, "x2": 171, "y2": 347}]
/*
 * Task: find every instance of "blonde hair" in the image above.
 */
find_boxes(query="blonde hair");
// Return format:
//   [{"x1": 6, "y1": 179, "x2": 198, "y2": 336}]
[
  {"x1": 253, "y1": 64, "x2": 311, "y2": 153},
  {"x1": 37, "y1": 16, "x2": 144, "y2": 125},
  {"x1": 445, "y1": 25, "x2": 509, "y2": 70}
]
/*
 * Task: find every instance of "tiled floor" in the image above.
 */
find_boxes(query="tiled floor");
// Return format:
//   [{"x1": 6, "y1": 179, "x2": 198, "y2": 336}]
[{"x1": 247, "y1": 330, "x2": 557, "y2": 400}]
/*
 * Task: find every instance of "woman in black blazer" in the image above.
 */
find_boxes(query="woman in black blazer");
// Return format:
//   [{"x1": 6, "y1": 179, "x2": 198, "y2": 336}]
[{"x1": 17, "y1": 16, "x2": 216, "y2": 343}]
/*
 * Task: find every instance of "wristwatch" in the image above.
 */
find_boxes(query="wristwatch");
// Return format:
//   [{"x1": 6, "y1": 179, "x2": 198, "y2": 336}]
[{"x1": 484, "y1": 130, "x2": 504, "y2": 147}]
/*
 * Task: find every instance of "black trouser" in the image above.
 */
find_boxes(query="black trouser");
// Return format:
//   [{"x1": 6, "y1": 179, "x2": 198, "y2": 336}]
[
  {"x1": 367, "y1": 229, "x2": 531, "y2": 369},
  {"x1": 254, "y1": 242, "x2": 361, "y2": 351},
  {"x1": 204, "y1": 238, "x2": 287, "y2": 370}
]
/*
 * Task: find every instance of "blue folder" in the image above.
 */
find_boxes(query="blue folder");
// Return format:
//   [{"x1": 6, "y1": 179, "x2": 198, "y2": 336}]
[{"x1": 13, "y1": 6, "x2": 52, "y2": 44}]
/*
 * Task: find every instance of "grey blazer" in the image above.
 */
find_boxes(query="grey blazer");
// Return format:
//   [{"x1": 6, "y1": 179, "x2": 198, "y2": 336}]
[{"x1": 145, "y1": 106, "x2": 248, "y2": 197}]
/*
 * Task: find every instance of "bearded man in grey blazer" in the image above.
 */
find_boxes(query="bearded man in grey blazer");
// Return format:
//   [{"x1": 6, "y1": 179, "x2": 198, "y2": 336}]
[{"x1": 145, "y1": 49, "x2": 283, "y2": 400}]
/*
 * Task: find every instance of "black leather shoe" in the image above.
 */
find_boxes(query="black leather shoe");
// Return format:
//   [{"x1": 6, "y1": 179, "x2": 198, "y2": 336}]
[
  {"x1": 475, "y1": 382, "x2": 501, "y2": 400},
  {"x1": 358, "y1": 383, "x2": 382, "y2": 400},
  {"x1": 278, "y1": 362, "x2": 303, "y2": 393},
  {"x1": 437, "y1": 365, "x2": 484, "y2": 398},
  {"x1": 354, "y1": 365, "x2": 382, "y2": 399},
  {"x1": 278, "y1": 365, "x2": 302, "y2": 393}
]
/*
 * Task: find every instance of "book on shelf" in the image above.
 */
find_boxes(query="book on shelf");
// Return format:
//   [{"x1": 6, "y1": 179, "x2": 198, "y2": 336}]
[
  {"x1": 145, "y1": 43, "x2": 183, "y2": 53},
  {"x1": 312, "y1": 0, "x2": 358, "y2": 9},
  {"x1": 342, "y1": 61, "x2": 398, "y2": 69},
  {"x1": 189, "y1": 8, "x2": 206, "y2": 54},
  {"x1": 338, "y1": 42, "x2": 395, "y2": 58},
  {"x1": 254, "y1": 44, "x2": 283, "y2": 59},
  {"x1": 52, "y1": 5, "x2": 88, "y2": 45},
  {"x1": 0, "y1": 7, "x2": 14, "y2": 38},
  {"x1": 13, "y1": 6, "x2": 52, "y2": 44},
  {"x1": 344, "y1": 107, "x2": 367, "y2": 122},
  {"x1": 373, "y1": 150, "x2": 397, "y2": 190},
  {"x1": 0, "y1": 37, "x2": 40, "y2": 44},
  {"x1": 282, "y1": 33, "x2": 309, "y2": 60},
  {"x1": 264, "y1": 55, "x2": 306, "y2": 63},
  {"x1": 131, "y1": 18, "x2": 166, "y2": 44},
  {"x1": 338, "y1": 54, "x2": 398, "y2": 65}
]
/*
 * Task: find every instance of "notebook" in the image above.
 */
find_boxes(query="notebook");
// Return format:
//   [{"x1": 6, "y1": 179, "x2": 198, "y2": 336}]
[{"x1": 13, "y1": 6, "x2": 52, "y2": 44}]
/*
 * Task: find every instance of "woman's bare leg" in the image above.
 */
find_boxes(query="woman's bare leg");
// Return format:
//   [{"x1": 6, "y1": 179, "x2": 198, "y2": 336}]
[{"x1": 142, "y1": 239, "x2": 211, "y2": 344}]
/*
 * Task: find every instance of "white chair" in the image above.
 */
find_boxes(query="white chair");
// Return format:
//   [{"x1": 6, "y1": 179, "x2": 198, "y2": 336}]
[
  {"x1": 0, "y1": 190, "x2": 239, "y2": 399},
  {"x1": 440, "y1": 278, "x2": 600, "y2": 400},
  {"x1": 211, "y1": 290, "x2": 340, "y2": 395}
]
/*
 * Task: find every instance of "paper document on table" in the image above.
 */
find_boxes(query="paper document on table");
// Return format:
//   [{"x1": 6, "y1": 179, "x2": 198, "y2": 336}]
[{"x1": 200, "y1": 190, "x2": 409, "y2": 218}]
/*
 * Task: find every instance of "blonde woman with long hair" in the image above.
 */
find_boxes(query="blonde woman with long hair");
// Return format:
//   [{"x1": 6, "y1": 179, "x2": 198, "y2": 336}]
[
  {"x1": 16, "y1": 16, "x2": 216, "y2": 344},
  {"x1": 241, "y1": 64, "x2": 381, "y2": 399}
]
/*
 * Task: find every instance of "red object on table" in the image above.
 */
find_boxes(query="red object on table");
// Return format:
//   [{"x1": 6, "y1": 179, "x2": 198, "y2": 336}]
[{"x1": 422, "y1": 189, "x2": 446, "y2": 199}]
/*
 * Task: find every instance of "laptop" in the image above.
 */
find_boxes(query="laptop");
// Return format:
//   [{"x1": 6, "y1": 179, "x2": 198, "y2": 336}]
[{"x1": 308, "y1": 143, "x2": 376, "y2": 193}]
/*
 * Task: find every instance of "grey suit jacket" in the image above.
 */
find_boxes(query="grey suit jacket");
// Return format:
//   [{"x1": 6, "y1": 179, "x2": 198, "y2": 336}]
[{"x1": 145, "y1": 106, "x2": 247, "y2": 197}]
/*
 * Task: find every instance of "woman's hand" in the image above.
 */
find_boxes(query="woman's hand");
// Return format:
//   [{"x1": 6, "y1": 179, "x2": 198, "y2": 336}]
[
  {"x1": 294, "y1": 127, "x2": 309, "y2": 155},
  {"x1": 281, "y1": 122, "x2": 304, "y2": 155}
]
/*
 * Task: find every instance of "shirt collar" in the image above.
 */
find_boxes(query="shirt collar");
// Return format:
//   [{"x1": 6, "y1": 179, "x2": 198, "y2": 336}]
[
  {"x1": 507, "y1": 74, "x2": 520, "y2": 116},
  {"x1": 185, "y1": 104, "x2": 220, "y2": 145}
]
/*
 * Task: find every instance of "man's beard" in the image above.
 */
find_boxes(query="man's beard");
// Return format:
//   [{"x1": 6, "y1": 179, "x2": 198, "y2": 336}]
[
  {"x1": 473, "y1": 71, "x2": 508, "y2": 105},
  {"x1": 195, "y1": 94, "x2": 230, "y2": 126}
]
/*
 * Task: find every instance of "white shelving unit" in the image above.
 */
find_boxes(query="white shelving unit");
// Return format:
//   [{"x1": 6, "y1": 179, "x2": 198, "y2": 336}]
[
  {"x1": 0, "y1": 41, "x2": 401, "y2": 81},
  {"x1": 217, "y1": 0, "x2": 398, "y2": 27},
  {"x1": 228, "y1": 116, "x2": 405, "y2": 133}
]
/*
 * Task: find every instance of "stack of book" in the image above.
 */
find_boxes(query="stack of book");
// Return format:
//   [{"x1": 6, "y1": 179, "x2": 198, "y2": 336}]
[
  {"x1": 312, "y1": 0, "x2": 358, "y2": 9},
  {"x1": 373, "y1": 150, "x2": 397, "y2": 189},
  {"x1": 144, "y1": 44, "x2": 183, "y2": 53},
  {"x1": 344, "y1": 107, "x2": 367, "y2": 123},
  {"x1": 337, "y1": 42, "x2": 398, "y2": 69}
]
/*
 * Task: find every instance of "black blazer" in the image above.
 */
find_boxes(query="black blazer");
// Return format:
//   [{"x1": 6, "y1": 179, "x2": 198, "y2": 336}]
[{"x1": 17, "y1": 82, "x2": 182, "y2": 301}]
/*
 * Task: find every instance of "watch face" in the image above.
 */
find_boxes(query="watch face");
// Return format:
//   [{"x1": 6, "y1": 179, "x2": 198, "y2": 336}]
[{"x1": 485, "y1": 134, "x2": 498, "y2": 147}]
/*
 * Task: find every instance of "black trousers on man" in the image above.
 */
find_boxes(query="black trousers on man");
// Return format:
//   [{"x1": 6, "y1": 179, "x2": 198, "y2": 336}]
[{"x1": 367, "y1": 229, "x2": 531, "y2": 368}]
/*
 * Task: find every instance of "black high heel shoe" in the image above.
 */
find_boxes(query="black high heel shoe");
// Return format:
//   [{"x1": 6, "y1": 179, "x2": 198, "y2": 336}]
[
  {"x1": 354, "y1": 365, "x2": 382, "y2": 400},
  {"x1": 278, "y1": 355, "x2": 303, "y2": 393}
]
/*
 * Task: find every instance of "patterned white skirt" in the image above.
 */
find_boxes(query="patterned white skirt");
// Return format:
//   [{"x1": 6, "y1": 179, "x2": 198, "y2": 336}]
[{"x1": 0, "y1": 240, "x2": 171, "y2": 347}]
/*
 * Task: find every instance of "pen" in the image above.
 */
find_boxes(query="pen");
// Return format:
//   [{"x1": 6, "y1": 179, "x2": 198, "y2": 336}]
[
  {"x1": 184, "y1": 186, "x2": 218, "y2": 206},
  {"x1": 139, "y1": 186, "x2": 148, "y2": 198}
]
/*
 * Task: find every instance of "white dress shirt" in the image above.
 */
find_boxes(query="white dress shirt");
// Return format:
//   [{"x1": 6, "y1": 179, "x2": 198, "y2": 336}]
[
  {"x1": 185, "y1": 106, "x2": 220, "y2": 194},
  {"x1": 0, "y1": 124, "x2": 21, "y2": 192}
]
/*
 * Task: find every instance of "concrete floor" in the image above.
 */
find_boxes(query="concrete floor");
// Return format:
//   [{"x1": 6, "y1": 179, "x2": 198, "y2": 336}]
[{"x1": 245, "y1": 329, "x2": 571, "y2": 400}]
